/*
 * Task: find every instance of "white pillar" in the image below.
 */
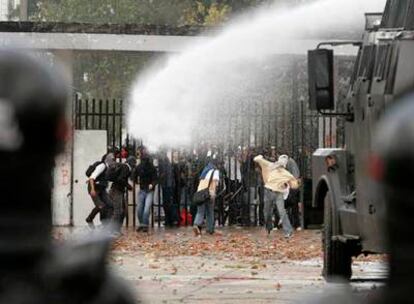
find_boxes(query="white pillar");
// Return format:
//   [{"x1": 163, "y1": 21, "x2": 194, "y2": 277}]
[{"x1": 52, "y1": 50, "x2": 74, "y2": 226}]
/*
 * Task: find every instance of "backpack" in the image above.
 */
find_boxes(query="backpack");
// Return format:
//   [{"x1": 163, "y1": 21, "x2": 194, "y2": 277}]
[
  {"x1": 105, "y1": 162, "x2": 123, "y2": 182},
  {"x1": 85, "y1": 161, "x2": 103, "y2": 177}
]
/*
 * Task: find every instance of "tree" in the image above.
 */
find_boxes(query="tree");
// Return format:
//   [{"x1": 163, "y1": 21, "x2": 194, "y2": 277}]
[
  {"x1": 180, "y1": 1, "x2": 232, "y2": 25},
  {"x1": 28, "y1": 0, "x2": 284, "y2": 99}
]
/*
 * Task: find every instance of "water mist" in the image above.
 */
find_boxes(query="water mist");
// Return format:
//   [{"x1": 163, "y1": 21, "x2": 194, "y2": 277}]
[{"x1": 128, "y1": 0, "x2": 386, "y2": 150}]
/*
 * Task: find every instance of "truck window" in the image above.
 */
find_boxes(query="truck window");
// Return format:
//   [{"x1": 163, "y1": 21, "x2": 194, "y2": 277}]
[
  {"x1": 406, "y1": 1, "x2": 414, "y2": 29},
  {"x1": 374, "y1": 44, "x2": 391, "y2": 80},
  {"x1": 385, "y1": 44, "x2": 399, "y2": 94},
  {"x1": 350, "y1": 48, "x2": 362, "y2": 89},
  {"x1": 357, "y1": 45, "x2": 376, "y2": 80},
  {"x1": 382, "y1": 0, "x2": 411, "y2": 28}
]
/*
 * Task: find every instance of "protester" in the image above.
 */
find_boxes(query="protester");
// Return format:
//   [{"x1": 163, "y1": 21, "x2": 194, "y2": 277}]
[
  {"x1": 133, "y1": 148, "x2": 157, "y2": 232},
  {"x1": 108, "y1": 156, "x2": 136, "y2": 236},
  {"x1": 254, "y1": 154, "x2": 299, "y2": 238},
  {"x1": 193, "y1": 157, "x2": 220, "y2": 236},
  {"x1": 178, "y1": 151, "x2": 193, "y2": 224},
  {"x1": 224, "y1": 148, "x2": 243, "y2": 225},
  {"x1": 85, "y1": 153, "x2": 115, "y2": 228},
  {"x1": 241, "y1": 147, "x2": 258, "y2": 226},
  {"x1": 158, "y1": 151, "x2": 179, "y2": 227},
  {"x1": 188, "y1": 149, "x2": 206, "y2": 224},
  {"x1": 285, "y1": 155, "x2": 302, "y2": 230},
  {"x1": 172, "y1": 150, "x2": 185, "y2": 224}
]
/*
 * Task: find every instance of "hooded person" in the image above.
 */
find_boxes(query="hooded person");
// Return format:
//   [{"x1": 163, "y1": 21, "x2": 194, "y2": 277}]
[
  {"x1": 254, "y1": 154, "x2": 299, "y2": 237},
  {"x1": 108, "y1": 156, "x2": 137, "y2": 235},
  {"x1": 86, "y1": 152, "x2": 116, "y2": 227},
  {"x1": 282, "y1": 155, "x2": 302, "y2": 230},
  {"x1": 133, "y1": 149, "x2": 158, "y2": 232}
]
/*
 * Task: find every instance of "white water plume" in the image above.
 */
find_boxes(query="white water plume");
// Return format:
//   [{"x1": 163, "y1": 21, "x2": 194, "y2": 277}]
[{"x1": 128, "y1": 0, "x2": 386, "y2": 150}]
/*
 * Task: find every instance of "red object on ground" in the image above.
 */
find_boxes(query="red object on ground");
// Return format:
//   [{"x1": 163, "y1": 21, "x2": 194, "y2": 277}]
[{"x1": 180, "y1": 209, "x2": 192, "y2": 226}]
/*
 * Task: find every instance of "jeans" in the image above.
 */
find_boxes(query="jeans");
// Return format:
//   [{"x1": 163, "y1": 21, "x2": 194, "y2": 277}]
[
  {"x1": 194, "y1": 198, "x2": 215, "y2": 234},
  {"x1": 264, "y1": 188, "x2": 293, "y2": 236},
  {"x1": 137, "y1": 190, "x2": 154, "y2": 227}
]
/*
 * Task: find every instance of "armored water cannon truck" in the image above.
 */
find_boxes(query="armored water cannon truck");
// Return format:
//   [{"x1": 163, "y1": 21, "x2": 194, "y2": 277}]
[{"x1": 307, "y1": 0, "x2": 414, "y2": 281}]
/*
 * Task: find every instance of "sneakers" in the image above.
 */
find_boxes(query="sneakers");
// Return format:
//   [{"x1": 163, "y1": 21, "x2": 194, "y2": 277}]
[
  {"x1": 85, "y1": 218, "x2": 94, "y2": 229},
  {"x1": 277, "y1": 219, "x2": 282, "y2": 229},
  {"x1": 284, "y1": 232, "x2": 293, "y2": 239},
  {"x1": 193, "y1": 226, "x2": 201, "y2": 236}
]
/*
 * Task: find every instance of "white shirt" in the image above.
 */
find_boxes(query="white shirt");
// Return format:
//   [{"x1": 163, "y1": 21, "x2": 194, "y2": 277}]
[
  {"x1": 204, "y1": 169, "x2": 220, "y2": 181},
  {"x1": 197, "y1": 169, "x2": 220, "y2": 195},
  {"x1": 90, "y1": 163, "x2": 106, "y2": 180}
]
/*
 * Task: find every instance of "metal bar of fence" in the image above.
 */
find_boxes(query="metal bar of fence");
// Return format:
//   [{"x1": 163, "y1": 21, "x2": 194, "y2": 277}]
[
  {"x1": 75, "y1": 95, "x2": 79, "y2": 129},
  {"x1": 151, "y1": 184, "x2": 155, "y2": 228},
  {"x1": 112, "y1": 99, "x2": 116, "y2": 150},
  {"x1": 158, "y1": 173, "x2": 161, "y2": 228},
  {"x1": 85, "y1": 99, "x2": 89, "y2": 130},
  {"x1": 247, "y1": 100, "x2": 251, "y2": 226},
  {"x1": 274, "y1": 101, "x2": 278, "y2": 148},
  {"x1": 329, "y1": 111, "x2": 333, "y2": 148},
  {"x1": 119, "y1": 100, "x2": 123, "y2": 151},
  {"x1": 106, "y1": 99, "x2": 110, "y2": 147},
  {"x1": 92, "y1": 99, "x2": 96, "y2": 129},
  {"x1": 99, "y1": 99, "x2": 103, "y2": 129}
]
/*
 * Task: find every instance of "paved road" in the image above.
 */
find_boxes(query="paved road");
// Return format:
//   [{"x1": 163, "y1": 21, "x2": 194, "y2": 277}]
[
  {"x1": 112, "y1": 254, "x2": 386, "y2": 304},
  {"x1": 105, "y1": 228, "x2": 387, "y2": 304}
]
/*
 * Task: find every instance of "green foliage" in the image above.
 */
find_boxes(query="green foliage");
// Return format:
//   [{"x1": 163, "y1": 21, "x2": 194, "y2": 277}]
[
  {"x1": 33, "y1": 0, "x2": 194, "y2": 25},
  {"x1": 180, "y1": 1, "x2": 232, "y2": 26},
  {"x1": 29, "y1": 0, "x2": 285, "y2": 98}
]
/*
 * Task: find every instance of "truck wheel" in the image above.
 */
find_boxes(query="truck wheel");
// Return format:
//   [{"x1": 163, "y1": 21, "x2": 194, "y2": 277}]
[{"x1": 322, "y1": 192, "x2": 352, "y2": 282}]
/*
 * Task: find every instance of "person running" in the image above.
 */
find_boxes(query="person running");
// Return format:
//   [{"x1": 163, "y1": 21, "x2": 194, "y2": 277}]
[
  {"x1": 254, "y1": 154, "x2": 299, "y2": 238},
  {"x1": 85, "y1": 153, "x2": 115, "y2": 228},
  {"x1": 193, "y1": 158, "x2": 220, "y2": 236}
]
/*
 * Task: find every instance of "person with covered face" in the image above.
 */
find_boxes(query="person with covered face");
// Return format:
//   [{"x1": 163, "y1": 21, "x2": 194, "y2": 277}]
[
  {"x1": 133, "y1": 148, "x2": 158, "y2": 232},
  {"x1": 254, "y1": 154, "x2": 299, "y2": 238}
]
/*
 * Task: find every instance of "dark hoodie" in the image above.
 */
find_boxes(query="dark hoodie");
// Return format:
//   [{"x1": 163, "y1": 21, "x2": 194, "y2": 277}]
[{"x1": 133, "y1": 157, "x2": 158, "y2": 191}]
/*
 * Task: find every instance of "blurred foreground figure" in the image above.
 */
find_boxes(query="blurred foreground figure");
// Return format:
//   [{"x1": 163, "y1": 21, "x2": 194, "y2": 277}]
[
  {"x1": 374, "y1": 94, "x2": 414, "y2": 304},
  {"x1": 0, "y1": 50, "x2": 135, "y2": 304}
]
